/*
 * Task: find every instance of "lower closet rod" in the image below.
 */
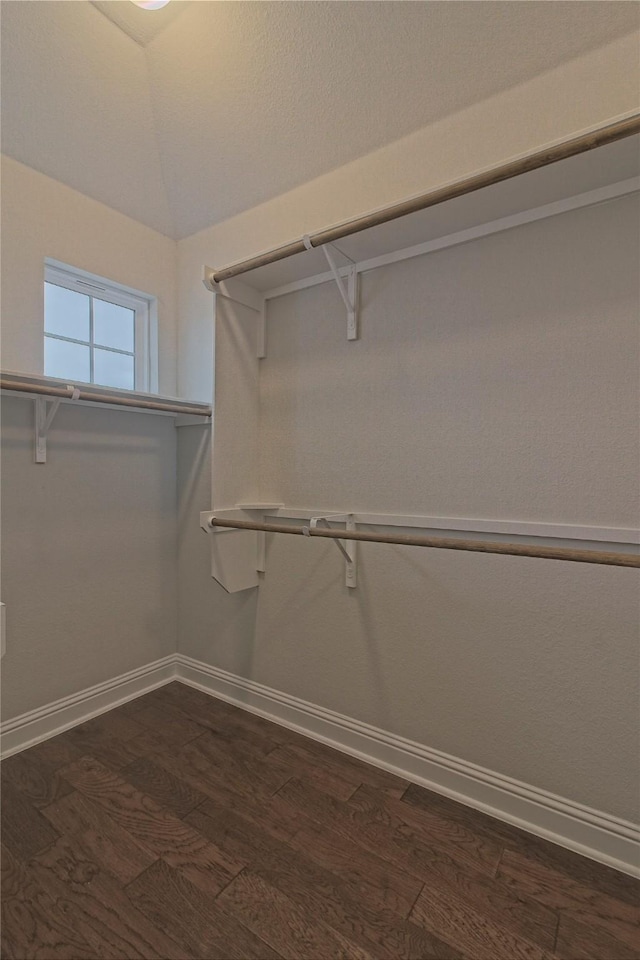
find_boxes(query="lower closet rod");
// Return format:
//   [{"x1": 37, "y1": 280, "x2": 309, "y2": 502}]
[{"x1": 208, "y1": 517, "x2": 640, "y2": 568}]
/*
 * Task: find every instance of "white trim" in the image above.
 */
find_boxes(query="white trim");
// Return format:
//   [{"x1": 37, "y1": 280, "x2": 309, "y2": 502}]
[
  {"x1": 175, "y1": 655, "x2": 640, "y2": 878},
  {"x1": 0, "y1": 656, "x2": 176, "y2": 758},
  {"x1": 263, "y1": 178, "x2": 640, "y2": 301},
  {"x1": 268, "y1": 507, "x2": 639, "y2": 547},
  {"x1": 2, "y1": 653, "x2": 638, "y2": 877}
]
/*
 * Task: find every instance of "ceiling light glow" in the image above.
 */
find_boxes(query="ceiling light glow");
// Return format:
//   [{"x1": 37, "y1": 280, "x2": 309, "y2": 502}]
[{"x1": 131, "y1": 1, "x2": 171, "y2": 9}]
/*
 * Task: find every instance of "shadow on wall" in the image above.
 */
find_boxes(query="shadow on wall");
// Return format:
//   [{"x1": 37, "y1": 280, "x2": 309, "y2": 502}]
[{"x1": 176, "y1": 423, "x2": 259, "y2": 678}]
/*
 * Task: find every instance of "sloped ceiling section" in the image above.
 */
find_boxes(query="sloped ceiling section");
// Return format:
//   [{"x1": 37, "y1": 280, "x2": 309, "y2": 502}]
[
  {"x1": 2, "y1": 1, "x2": 639, "y2": 240},
  {"x1": 1, "y1": 0, "x2": 175, "y2": 235}
]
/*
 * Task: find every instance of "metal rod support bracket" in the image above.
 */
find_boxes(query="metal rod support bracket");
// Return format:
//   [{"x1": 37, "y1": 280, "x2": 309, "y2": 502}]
[
  {"x1": 304, "y1": 237, "x2": 359, "y2": 341},
  {"x1": 308, "y1": 514, "x2": 357, "y2": 587},
  {"x1": 34, "y1": 394, "x2": 65, "y2": 462}
]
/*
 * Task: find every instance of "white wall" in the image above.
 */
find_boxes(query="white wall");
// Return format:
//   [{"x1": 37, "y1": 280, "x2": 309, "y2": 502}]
[
  {"x1": 1, "y1": 397, "x2": 177, "y2": 720},
  {"x1": 0, "y1": 156, "x2": 180, "y2": 721},
  {"x1": 178, "y1": 194, "x2": 639, "y2": 823},
  {"x1": 177, "y1": 426, "x2": 259, "y2": 678},
  {"x1": 177, "y1": 31, "x2": 639, "y2": 400},
  {"x1": 259, "y1": 196, "x2": 639, "y2": 816},
  {"x1": 175, "y1": 36, "x2": 639, "y2": 822},
  {"x1": 1, "y1": 156, "x2": 178, "y2": 396},
  {"x1": 1, "y1": 25, "x2": 637, "y2": 829},
  {"x1": 260, "y1": 198, "x2": 639, "y2": 527}
]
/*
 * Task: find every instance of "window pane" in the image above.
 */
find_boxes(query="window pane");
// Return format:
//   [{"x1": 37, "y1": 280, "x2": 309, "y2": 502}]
[
  {"x1": 94, "y1": 349, "x2": 134, "y2": 390},
  {"x1": 93, "y1": 299, "x2": 135, "y2": 352},
  {"x1": 45, "y1": 337, "x2": 90, "y2": 382},
  {"x1": 45, "y1": 283, "x2": 90, "y2": 341}
]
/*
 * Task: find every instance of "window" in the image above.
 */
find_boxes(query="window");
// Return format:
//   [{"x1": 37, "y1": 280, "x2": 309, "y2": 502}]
[{"x1": 44, "y1": 263, "x2": 155, "y2": 392}]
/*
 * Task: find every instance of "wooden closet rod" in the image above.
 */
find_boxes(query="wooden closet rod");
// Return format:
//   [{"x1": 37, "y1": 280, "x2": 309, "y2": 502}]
[
  {"x1": 208, "y1": 517, "x2": 640, "y2": 568},
  {"x1": 212, "y1": 114, "x2": 640, "y2": 283},
  {"x1": 0, "y1": 379, "x2": 212, "y2": 417}
]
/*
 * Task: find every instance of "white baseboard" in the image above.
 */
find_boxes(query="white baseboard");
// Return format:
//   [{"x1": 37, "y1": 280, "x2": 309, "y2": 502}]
[
  {"x1": 0, "y1": 656, "x2": 177, "y2": 758},
  {"x1": 175, "y1": 654, "x2": 640, "y2": 879},
  {"x1": 2, "y1": 652, "x2": 638, "y2": 878}
]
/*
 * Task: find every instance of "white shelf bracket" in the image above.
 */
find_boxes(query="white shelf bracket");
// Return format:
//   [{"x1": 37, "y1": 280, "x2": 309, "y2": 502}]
[
  {"x1": 203, "y1": 266, "x2": 266, "y2": 358},
  {"x1": 307, "y1": 514, "x2": 357, "y2": 588},
  {"x1": 34, "y1": 387, "x2": 77, "y2": 462},
  {"x1": 304, "y1": 237, "x2": 359, "y2": 341}
]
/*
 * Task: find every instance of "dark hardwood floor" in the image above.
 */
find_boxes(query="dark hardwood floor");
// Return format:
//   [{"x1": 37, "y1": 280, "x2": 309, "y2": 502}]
[{"x1": 2, "y1": 682, "x2": 639, "y2": 959}]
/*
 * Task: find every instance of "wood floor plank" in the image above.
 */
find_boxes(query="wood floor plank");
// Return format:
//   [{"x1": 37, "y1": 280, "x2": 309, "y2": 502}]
[
  {"x1": 269, "y1": 739, "x2": 409, "y2": 799},
  {"x1": 185, "y1": 805, "x2": 285, "y2": 866},
  {"x1": 192, "y1": 805, "x2": 461, "y2": 960},
  {"x1": 120, "y1": 755, "x2": 208, "y2": 818},
  {"x1": 403, "y1": 782, "x2": 640, "y2": 907},
  {"x1": 127, "y1": 701, "x2": 206, "y2": 747},
  {"x1": 350, "y1": 784, "x2": 503, "y2": 877},
  {"x1": 555, "y1": 912, "x2": 640, "y2": 959},
  {"x1": 497, "y1": 848, "x2": 640, "y2": 952},
  {"x1": 265, "y1": 744, "x2": 359, "y2": 801},
  {"x1": 280, "y1": 775, "x2": 504, "y2": 886},
  {"x1": 172, "y1": 730, "x2": 292, "y2": 802},
  {"x1": 187, "y1": 797, "x2": 457, "y2": 960},
  {"x1": 104, "y1": 693, "x2": 158, "y2": 720},
  {"x1": 155, "y1": 683, "x2": 365, "y2": 763},
  {"x1": 127, "y1": 858, "x2": 282, "y2": 960},
  {"x1": 217, "y1": 868, "x2": 375, "y2": 960},
  {"x1": 192, "y1": 775, "x2": 317, "y2": 842},
  {"x1": 264, "y1": 738, "x2": 408, "y2": 803},
  {"x1": 150, "y1": 682, "x2": 303, "y2": 753},
  {"x1": 410, "y1": 880, "x2": 553, "y2": 960},
  {"x1": 404, "y1": 851, "x2": 559, "y2": 952},
  {"x1": 195, "y1": 721, "x2": 281, "y2": 764},
  {"x1": 68, "y1": 711, "x2": 148, "y2": 743},
  {"x1": 41, "y1": 791, "x2": 156, "y2": 885},
  {"x1": 2, "y1": 748, "x2": 74, "y2": 807},
  {"x1": 1, "y1": 779, "x2": 60, "y2": 860},
  {"x1": 52, "y1": 729, "x2": 146, "y2": 771},
  {"x1": 59, "y1": 755, "x2": 246, "y2": 895},
  {"x1": 4, "y1": 688, "x2": 636, "y2": 960},
  {"x1": 48, "y1": 712, "x2": 151, "y2": 771},
  {"x1": 1, "y1": 843, "x2": 101, "y2": 960},
  {"x1": 19, "y1": 736, "x2": 84, "y2": 769},
  {"x1": 499, "y1": 835, "x2": 640, "y2": 907},
  {"x1": 134, "y1": 692, "x2": 282, "y2": 757},
  {"x1": 30, "y1": 835, "x2": 188, "y2": 959},
  {"x1": 402, "y1": 783, "x2": 541, "y2": 849},
  {"x1": 100, "y1": 701, "x2": 205, "y2": 762},
  {"x1": 288, "y1": 819, "x2": 424, "y2": 917},
  {"x1": 278, "y1": 776, "x2": 444, "y2": 883}
]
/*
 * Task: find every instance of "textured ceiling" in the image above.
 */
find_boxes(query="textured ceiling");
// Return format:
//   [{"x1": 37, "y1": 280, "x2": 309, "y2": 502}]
[{"x1": 2, "y1": 1, "x2": 638, "y2": 239}]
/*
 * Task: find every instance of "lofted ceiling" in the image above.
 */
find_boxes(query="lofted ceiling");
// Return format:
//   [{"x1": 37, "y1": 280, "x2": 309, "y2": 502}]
[{"x1": 1, "y1": 1, "x2": 638, "y2": 240}]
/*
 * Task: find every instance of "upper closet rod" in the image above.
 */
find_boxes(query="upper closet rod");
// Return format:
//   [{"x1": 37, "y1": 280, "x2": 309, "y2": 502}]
[
  {"x1": 212, "y1": 114, "x2": 640, "y2": 283},
  {"x1": 208, "y1": 517, "x2": 640, "y2": 569},
  {"x1": 0, "y1": 379, "x2": 212, "y2": 417}
]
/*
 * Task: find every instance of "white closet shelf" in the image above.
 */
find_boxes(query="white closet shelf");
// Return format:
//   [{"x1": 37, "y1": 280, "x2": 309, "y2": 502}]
[
  {"x1": 207, "y1": 127, "x2": 640, "y2": 296},
  {"x1": 1, "y1": 370, "x2": 211, "y2": 461},
  {"x1": 201, "y1": 506, "x2": 640, "y2": 592},
  {"x1": 1, "y1": 370, "x2": 211, "y2": 419},
  {"x1": 200, "y1": 117, "x2": 640, "y2": 591}
]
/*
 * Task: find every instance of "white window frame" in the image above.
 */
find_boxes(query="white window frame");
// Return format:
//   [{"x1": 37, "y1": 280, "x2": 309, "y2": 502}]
[{"x1": 44, "y1": 261, "x2": 158, "y2": 393}]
